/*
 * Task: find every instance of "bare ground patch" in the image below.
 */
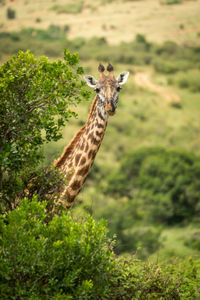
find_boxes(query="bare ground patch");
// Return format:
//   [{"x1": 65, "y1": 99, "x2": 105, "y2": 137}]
[{"x1": 134, "y1": 72, "x2": 181, "y2": 105}]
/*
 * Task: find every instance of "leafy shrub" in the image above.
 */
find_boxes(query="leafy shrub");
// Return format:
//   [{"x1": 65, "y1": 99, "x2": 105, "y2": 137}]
[
  {"x1": 0, "y1": 198, "x2": 114, "y2": 299},
  {"x1": 121, "y1": 226, "x2": 162, "y2": 258},
  {"x1": 110, "y1": 256, "x2": 200, "y2": 299},
  {"x1": 72, "y1": 37, "x2": 86, "y2": 49},
  {"x1": 101, "y1": 0, "x2": 116, "y2": 4},
  {"x1": 153, "y1": 59, "x2": 179, "y2": 74},
  {"x1": 0, "y1": 50, "x2": 89, "y2": 212},
  {"x1": 7, "y1": 8, "x2": 16, "y2": 19},
  {"x1": 176, "y1": 69, "x2": 200, "y2": 92},
  {"x1": 161, "y1": 0, "x2": 192, "y2": 4},
  {"x1": 170, "y1": 101, "x2": 182, "y2": 109},
  {"x1": 153, "y1": 41, "x2": 199, "y2": 73},
  {"x1": 35, "y1": 17, "x2": 41, "y2": 23},
  {"x1": 177, "y1": 74, "x2": 189, "y2": 88},
  {"x1": 64, "y1": 24, "x2": 70, "y2": 33},
  {"x1": 0, "y1": 49, "x2": 88, "y2": 172},
  {"x1": 0, "y1": 165, "x2": 66, "y2": 215},
  {"x1": 21, "y1": 25, "x2": 67, "y2": 41},
  {"x1": 156, "y1": 41, "x2": 179, "y2": 56},
  {"x1": 78, "y1": 36, "x2": 152, "y2": 65},
  {"x1": 136, "y1": 33, "x2": 147, "y2": 43},
  {"x1": 97, "y1": 200, "x2": 162, "y2": 257},
  {"x1": 185, "y1": 231, "x2": 200, "y2": 250},
  {"x1": 105, "y1": 147, "x2": 200, "y2": 224},
  {"x1": 51, "y1": 2, "x2": 84, "y2": 14},
  {"x1": 162, "y1": 0, "x2": 182, "y2": 5},
  {"x1": 1, "y1": 198, "x2": 199, "y2": 299}
]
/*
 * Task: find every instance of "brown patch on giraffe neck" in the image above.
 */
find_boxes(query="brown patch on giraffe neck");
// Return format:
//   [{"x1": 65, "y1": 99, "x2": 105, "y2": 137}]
[
  {"x1": 91, "y1": 137, "x2": 99, "y2": 145},
  {"x1": 88, "y1": 149, "x2": 96, "y2": 160},
  {"x1": 65, "y1": 191, "x2": 75, "y2": 204},
  {"x1": 80, "y1": 156, "x2": 86, "y2": 165},
  {"x1": 71, "y1": 180, "x2": 81, "y2": 191},
  {"x1": 75, "y1": 154, "x2": 81, "y2": 166},
  {"x1": 77, "y1": 164, "x2": 90, "y2": 176},
  {"x1": 96, "y1": 130, "x2": 102, "y2": 138},
  {"x1": 85, "y1": 143, "x2": 89, "y2": 152},
  {"x1": 97, "y1": 123, "x2": 104, "y2": 129}
]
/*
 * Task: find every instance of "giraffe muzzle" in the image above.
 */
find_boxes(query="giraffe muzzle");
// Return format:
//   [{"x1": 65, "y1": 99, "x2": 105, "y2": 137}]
[{"x1": 107, "y1": 99, "x2": 116, "y2": 115}]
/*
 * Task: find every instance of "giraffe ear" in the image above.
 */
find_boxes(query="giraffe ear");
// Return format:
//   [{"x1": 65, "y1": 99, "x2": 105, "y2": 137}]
[
  {"x1": 117, "y1": 71, "x2": 129, "y2": 85},
  {"x1": 84, "y1": 75, "x2": 98, "y2": 88}
]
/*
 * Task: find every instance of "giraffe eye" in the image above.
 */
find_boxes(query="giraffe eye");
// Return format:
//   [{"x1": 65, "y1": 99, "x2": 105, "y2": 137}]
[
  {"x1": 95, "y1": 88, "x2": 100, "y2": 93},
  {"x1": 116, "y1": 86, "x2": 121, "y2": 92}
]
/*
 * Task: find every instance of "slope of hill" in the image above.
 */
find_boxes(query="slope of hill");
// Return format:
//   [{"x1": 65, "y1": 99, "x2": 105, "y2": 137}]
[{"x1": 0, "y1": 0, "x2": 200, "y2": 45}]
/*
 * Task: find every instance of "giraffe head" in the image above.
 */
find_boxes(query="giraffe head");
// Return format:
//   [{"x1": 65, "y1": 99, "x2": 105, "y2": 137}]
[{"x1": 84, "y1": 64, "x2": 129, "y2": 116}]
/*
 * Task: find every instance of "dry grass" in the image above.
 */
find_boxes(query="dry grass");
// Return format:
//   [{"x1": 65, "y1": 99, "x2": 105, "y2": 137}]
[{"x1": 0, "y1": 0, "x2": 200, "y2": 45}]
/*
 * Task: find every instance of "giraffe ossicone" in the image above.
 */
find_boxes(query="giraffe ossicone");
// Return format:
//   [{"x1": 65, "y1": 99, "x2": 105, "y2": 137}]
[{"x1": 54, "y1": 64, "x2": 129, "y2": 208}]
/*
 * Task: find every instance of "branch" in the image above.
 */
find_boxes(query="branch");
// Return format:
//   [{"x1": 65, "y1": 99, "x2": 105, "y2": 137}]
[{"x1": 27, "y1": 103, "x2": 46, "y2": 113}]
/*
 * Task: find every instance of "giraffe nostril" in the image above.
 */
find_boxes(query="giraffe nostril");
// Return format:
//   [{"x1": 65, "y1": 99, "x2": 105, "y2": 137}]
[{"x1": 111, "y1": 100, "x2": 115, "y2": 112}]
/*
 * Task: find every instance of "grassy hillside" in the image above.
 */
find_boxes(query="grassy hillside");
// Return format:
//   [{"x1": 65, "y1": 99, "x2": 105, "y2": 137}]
[{"x1": 0, "y1": 0, "x2": 200, "y2": 46}]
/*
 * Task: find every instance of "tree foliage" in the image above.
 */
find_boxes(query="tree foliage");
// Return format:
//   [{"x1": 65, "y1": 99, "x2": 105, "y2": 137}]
[
  {"x1": 0, "y1": 198, "x2": 114, "y2": 299},
  {"x1": 106, "y1": 147, "x2": 200, "y2": 224},
  {"x1": 0, "y1": 198, "x2": 199, "y2": 299},
  {"x1": 96, "y1": 199, "x2": 162, "y2": 257},
  {"x1": 0, "y1": 50, "x2": 90, "y2": 212}
]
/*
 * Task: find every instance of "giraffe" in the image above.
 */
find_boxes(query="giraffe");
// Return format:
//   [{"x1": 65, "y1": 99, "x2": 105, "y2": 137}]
[{"x1": 54, "y1": 64, "x2": 129, "y2": 209}]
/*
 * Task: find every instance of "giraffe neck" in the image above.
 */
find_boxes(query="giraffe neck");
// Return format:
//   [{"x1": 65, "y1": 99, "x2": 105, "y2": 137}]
[{"x1": 54, "y1": 95, "x2": 108, "y2": 208}]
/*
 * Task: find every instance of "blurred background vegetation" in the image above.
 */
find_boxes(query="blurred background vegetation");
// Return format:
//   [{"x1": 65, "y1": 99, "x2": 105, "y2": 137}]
[{"x1": 0, "y1": 0, "x2": 200, "y2": 264}]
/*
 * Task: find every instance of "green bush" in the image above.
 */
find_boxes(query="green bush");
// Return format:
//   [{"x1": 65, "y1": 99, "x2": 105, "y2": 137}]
[
  {"x1": 161, "y1": 0, "x2": 194, "y2": 4},
  {"x1": 97, "y1": 200, "x2": 162, "y2": 257},
  {"x1": 162, "y1": 0, "x2": 182, "y2": 5},
  {"x1": 0, "y1": 198, "x2": 114, "y2": 299},
  {"x1": 0, "y1": 165, "x2": 66, "y2": 215},
  {"x1": 177, "y1": 75, "x2": 189, "y2": 88},
  {"x1": 7, "y1": 8, "x2": 16, "y2": 19},
  {"x1": 176, "y1": 69, "x2": 200, "y2": 92},
  {"x1": 153, "y1": 41, "x2": 199, "y2": 73},
  {"x1": 1, "y1": 198, "x2": 199, "y2": 299},
  {"x1": 185, "y1": 231, "x2": 200, "y2": 251},
  {"x1": 101, "y1": 0, "x2": 116, "y2": 4},
  {"x1": 153, "y1": 59, "x2": 179, "y2": 74},
  {"x1": 156, "y1": 41, "x2": 179, "y2": 56},
  {"x1": 51, "y1": 2, "x2": 84, "y2": 14},
  {"x1": 35, "y1": 17, "x2": 41, "y2": 23},
  {"x1": 20, "y1": 25, "x2": 67, "y2": 41},
  {"x1": 105, "y1": 147, "x2": 200, "y2": 224},
  {"x1": 0, "y1": 50, "x2": 89, "y2": 212},
  {"x1": 111, "y1": 256, "x2": 200, "y2": 299},
  {"x1": 0, "y1": 198, "x2": 200, "y2": 300}
]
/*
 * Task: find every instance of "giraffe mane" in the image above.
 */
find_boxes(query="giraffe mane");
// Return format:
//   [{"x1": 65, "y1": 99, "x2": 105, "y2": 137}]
[{"x1": 54, "y1": 95, "x2": 98, "y2": 168}]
